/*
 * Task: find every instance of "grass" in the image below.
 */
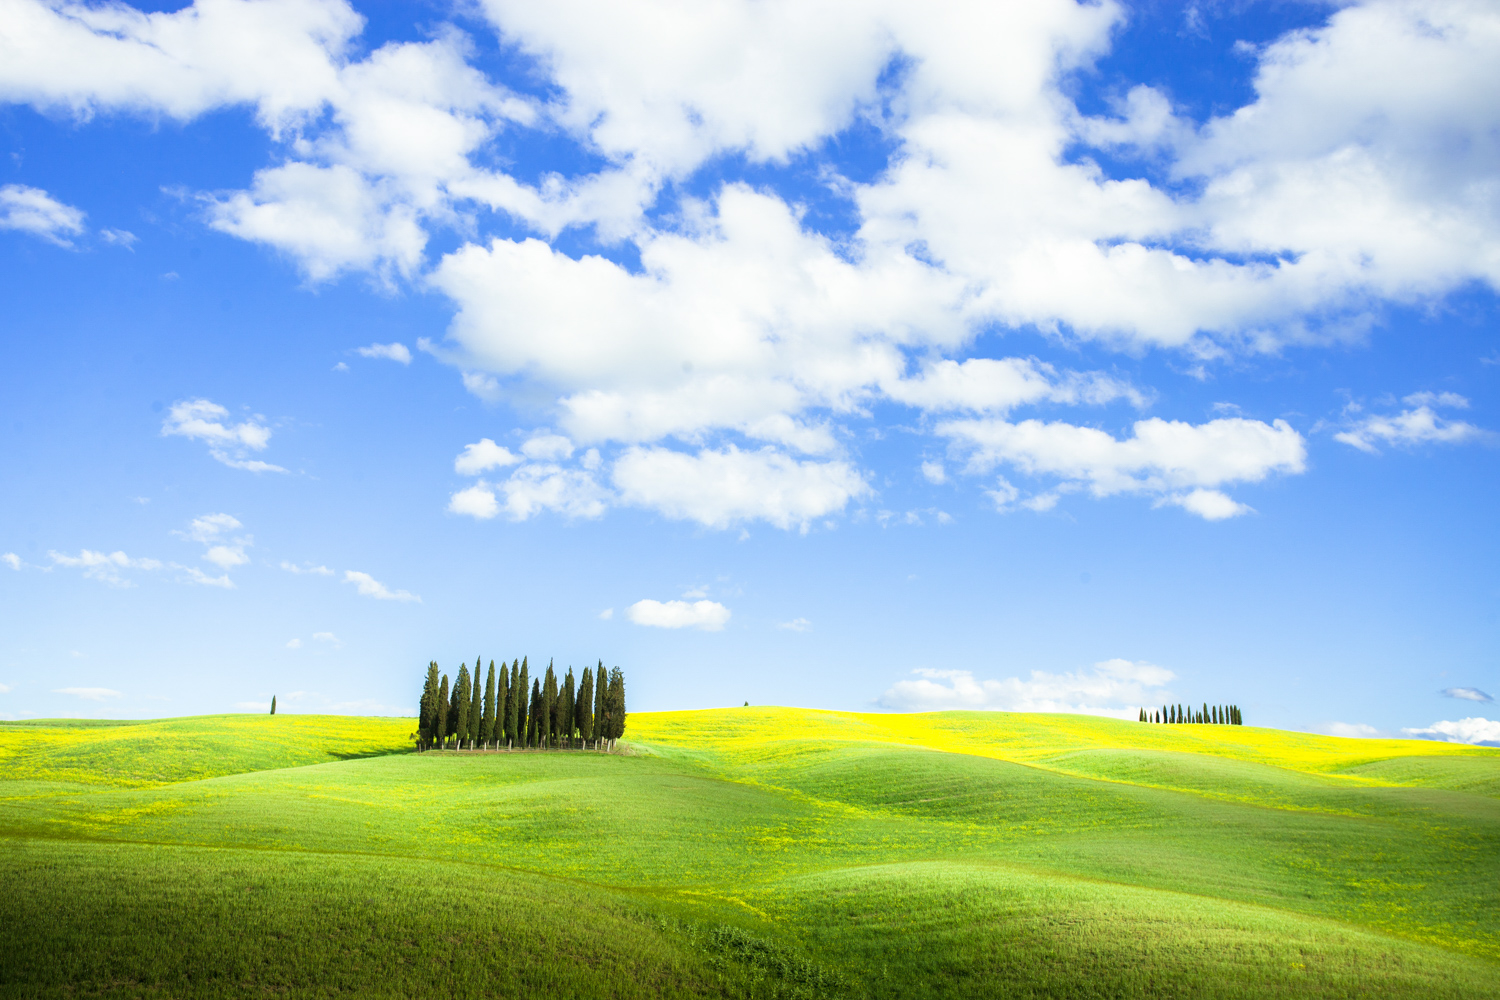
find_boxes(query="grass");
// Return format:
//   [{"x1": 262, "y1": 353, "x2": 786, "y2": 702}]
[{"x1": 0, "y1": 708, "x2": 1496, "y2": 998}]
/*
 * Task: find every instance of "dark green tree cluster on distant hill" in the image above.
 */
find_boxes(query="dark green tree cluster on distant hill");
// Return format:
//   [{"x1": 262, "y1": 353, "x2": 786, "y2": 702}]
[
  {"x1": 418, "y1": 658, "x2": 626, "y2": 752},
  {"x1": 1140, "y1": 703, "x2": 1242, "y2": 725}
]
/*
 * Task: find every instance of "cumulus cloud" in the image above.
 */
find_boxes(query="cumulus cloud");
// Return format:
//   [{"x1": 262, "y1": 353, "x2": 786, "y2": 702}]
[
  {"x1": 161, "y1": 399, "x2": 286, "y2": 472},
  {"x1": 0, "y1": 184, "x2": 85, "y2": 245},
  {"x1": 940, "y1": 416, "x2": 1304, "y2": 518},
  {"x1": 1443, "y1": 687, "x2": 1493, "y2": 703},
  {"x1": 286, "y1": 638, "x2": 302, "y2": 649},
  {"x1": 343, "y1": 569, "x2": 420, "y2": 602},
  {"x1": 454, "y1": 438, "x2": 520, "y2": 475},
  {"x1": 613, "y1": 445, "x2": 869, "y2": 530},
  {"x1": 174, "y1": 513, "x2": 251, "y2": 580},
  {"x1": 53, "y1": 686, "x2": 122, "y2": 701},
  {"x1": 2, "y1": 553, "x2": 21, "y2": 570},
  {"x1": 627, "y1": 598, "x2": 731, "y2": 631},
  {"x1": 1402, "y1": 717, "x2": 1500, "y2": 747},
  {"x1": 280, "y1": 561, "x2": 333, "y2": 575},
  {"x1": 880, "y1": 658, "x2": 1175, "y2": 717},
  {"x1": 355, "y1": 341, "x2": 411, "y2": 364},
  {"x1": 777, "y1": 617, "x2": 812, "y2": 632},
  {"x1": 49, "y1": 549, "x2": 163, "y2": 586},
  {"x1": 16, "y1": 0, "x2": 1500, "y2": 524},
  {"x1": 1334, "y1": 392, "x2": 1486, "y2": 453}
]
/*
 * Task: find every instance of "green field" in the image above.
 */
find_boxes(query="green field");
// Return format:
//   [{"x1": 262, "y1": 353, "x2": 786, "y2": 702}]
[{"x1": 1, "y1": 709, "x2": 1496, "y2": 998}]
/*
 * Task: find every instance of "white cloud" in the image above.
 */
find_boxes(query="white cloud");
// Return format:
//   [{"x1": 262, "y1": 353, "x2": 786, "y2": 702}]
[
  {"x1": 161, "y1": 399, "x2": 286, "y2": 472},
  {"x1": 777, "y1": 617, "x2": 811, "y2": 632},
  {"x1": 627, "y1": 598, "x2": 731, "y2": 631},
  {"x1": 613, "y1": 445, "x2": 870, "y2": 530},
  {"x1": 1325, "y1": 722, "x2": 1382, "y2": 739},
  {"x1": 280, "y1": 561, "x2": 334, "y2": 575},
  {"x1": 598, "y1": 607, "x2": 613, "y2": 620},
  {"x1": 174, "y1": 564, "x2": 234, "y2": 588},
  {"x1": 940, "y1": 416, "x2": 1305, "y2": 518},
  {"x1": 521, "y1": 433, "x2": 574, "y2": 461},
  {"x1": 175, "y1": 513, "x2": 251, "y2": 577},
  {"x1": 880, "y1": 658, "x2": 1176, "y2": 717},
  {"x1": 49, "y1": 549, "x2": 162, "y2": 586},
  {"x1": 2, "y1": 553, "x2": 21, "y2": 570},
  {"x1": 99, "y1": 227, "x2": 137, "y2": 248},
  {"x1": 886, "y1": 358, "x2": 1146, "y2": 415},
  {"x1": 182, "y1": 513, "x2": 243, "y2": 543},
  {"x1": 0, "y1": 683, "x2": 10, "y2": 693},
  {"x1": 0, "y1": 184, "x2": 85, "y2": 245},
  {"x1": 355, "y1": 341, "x2": 412, "y2": 364},
  {"x1": 448, "y1": 481, "x2": 500, "y2": 519},
  {"x1": 343, "y1": 569, "x2": 420, "y2": 602},
  {"x1": 449, "y1": 463, "x2": 608, "y2": 521},
  {"x1": 454, "y1": 438, "x2": 520, "y2": 475},
  {"x1": 53, "y1": 687, "x2": 122, "y2": 701},
  {"x1": 1334, "y1": 393, "x2": 1486, "y2": 453},
  {"x1": 921, "y1": 461, "x2": 946, "y2": 485},
  {"x1": 286, "y1": 638, "x2": 302, "y2": 649},
  {"x1": 1443, "y1": 687, "x2": 1493, "y2": 703},
  {"x1": 313, "y1": 631, "x2": 340, "y2": 646},
  {"x1": 1402, "y1": 717, "x2": 1500, "y2": 747}
]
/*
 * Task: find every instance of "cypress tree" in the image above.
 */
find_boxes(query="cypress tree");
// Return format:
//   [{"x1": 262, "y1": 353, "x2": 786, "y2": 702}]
[
  {"x1": 562, "y1": 669, "x2": 576, "y2": 747},
  {"x1": 482, "y1": 660, "x2": 496, "y2": 746},
  {"x1": 270, "y1": 695, "x2": 276, "y2": 715},
  {"x1": 419, "y1": 662, "x2": 440, "y2": 747},
  {"x1": 516, "y1": 659, "x2": 528, "y2": 745},
  {"x1": 529, "y1": 679, "x2": 542, "y2": 748},
  {"x1": 437, "y1": 674, "x2": 450, "y2": 748},
  {"x1": 454, "y1": 664, "x2": 472, "y2": 748},
  {"x1": 507, "y1": 660, "x2": 520, "y2": 746},
  {"x1": 543, "y1": 661, "x2": 558, "y2": 749},
  {"x1": 577, "y1": 667, "x2": 594, "y2": 742},
  {"x1": 604, "y1": 665, "x2": 626, "y2": 746},
  {"x1": 497, "y1": 661, "x2": 509, "y2": 746},
  {"x1": 470, "y1": 660, "x2": 483, "y2": 747},
  {"x1": 594, "y1": 662, "x2": 607, "y2": 748}
]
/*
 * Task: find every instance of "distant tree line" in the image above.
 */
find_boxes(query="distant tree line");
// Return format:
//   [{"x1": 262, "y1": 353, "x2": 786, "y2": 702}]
[
  {"x1": 1140, "y1": 703, "x2": 1242, "y2": 725},
  {"x1": 417, "y1": 657, "x2": 626, "y2": 751}
]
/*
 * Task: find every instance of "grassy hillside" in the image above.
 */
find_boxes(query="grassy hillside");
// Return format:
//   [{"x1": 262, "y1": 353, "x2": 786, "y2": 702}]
[{"x1": 1, "y1": 708, "x2": 1496, "y2": 998}]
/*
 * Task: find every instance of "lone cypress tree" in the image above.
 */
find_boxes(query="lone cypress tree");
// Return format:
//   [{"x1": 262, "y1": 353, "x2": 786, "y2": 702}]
[
  {"x1": 437, "y1": 674, "x2": 450, "y2": 748},
  {"x1": 482, "y1": 660, "x2": 496, "y2": 746},
  {"x1": 561, "y1": 669, "x2": 575, "y2": 747},
  {"x1": 270, "y1": 696, "x2": 276, "y2": 715},
  {"x1": 454, "y1": 664, "x2": 472, "y2": 748},
  {"x1": 577, "y1": 667, "x2": 594, "y2": 743}
]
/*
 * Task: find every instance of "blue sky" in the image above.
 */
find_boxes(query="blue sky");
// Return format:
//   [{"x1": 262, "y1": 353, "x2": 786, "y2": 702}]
[{"x1": 1, "y1": 0, "x2": 1496, "y2": 744}]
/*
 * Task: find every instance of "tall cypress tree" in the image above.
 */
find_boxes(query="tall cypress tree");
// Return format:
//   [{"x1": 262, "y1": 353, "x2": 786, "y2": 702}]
[
  {"x1": 453, "y1": 664, "x2": 472, "y2": 747},
  {"x1": 562, "y1": 669, "x2": 575, "y2": 746},
  {"x1": 600, "y1": 666, "x2": 625, "y2": 746},
  {"x1": 482, "y1": 660, "x2": 496, "y2": 746},
  {"x1": 419, "y1": 662, "x2": 440, "y2": 747},
  {"x1": 594, "y1": 662, "x2": 607, "y2": 747},
  {"x1": 469, "y1": 660, "x2": 483, "y2": 747},
  {"x1": 543, "y1": 661, "x2": 557, "y2": 749},
  {"x1": 577, "y1": 667, "x2": 594, "y2": 742},
  {"x1": 507, "y1": 660, "x2": 520, "y2": 745},
  {"x1": 270, "y1": 695, "x2": 276, "y2": 715},
  {"x1": 529, "y1": 679, "x2": 542, "y2": 748},
  {"x1": 437, "y1": 673, "x2": 450, "y2": 748},
  {"x1": 516, "y1": 659, "x2": 529, "y2": 746},
  {"x1": 497, "y1": 661, "x2": 509, "y2": 746}
]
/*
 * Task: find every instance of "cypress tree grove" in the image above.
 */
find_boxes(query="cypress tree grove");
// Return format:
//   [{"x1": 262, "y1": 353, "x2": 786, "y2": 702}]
[
  {"x1": 454, "y1": 664, "x2": 472, "y2": 748},
  {"x1": 543, "y1": 661, "x2": 557, "y2": 749},
  {"x1": 482, "y1": 660, "x2": 496, "y2": 746},
  {"x1": 437, "y1": 674, "x2": 450, "y2": 749},
  {"x1": 594, "y1": 662, "x2": 607, "y2": 749},
  {"x1": 561, "y1": 669, "x2": 575, "y2": 747},
  {"x1": 577, "y1": 667, "x2": 594, "y2": 743}
]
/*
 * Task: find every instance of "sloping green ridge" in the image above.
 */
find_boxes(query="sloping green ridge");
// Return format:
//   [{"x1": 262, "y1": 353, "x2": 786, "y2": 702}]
[{"x1": 0, "y1": 709, "x2": 1496, "y2": 999}]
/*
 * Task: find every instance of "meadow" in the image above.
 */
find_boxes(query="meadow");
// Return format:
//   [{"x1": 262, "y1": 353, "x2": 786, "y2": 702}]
[{"x1": 1, "y1": 708, "x2": 1496, "y2": 998}]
